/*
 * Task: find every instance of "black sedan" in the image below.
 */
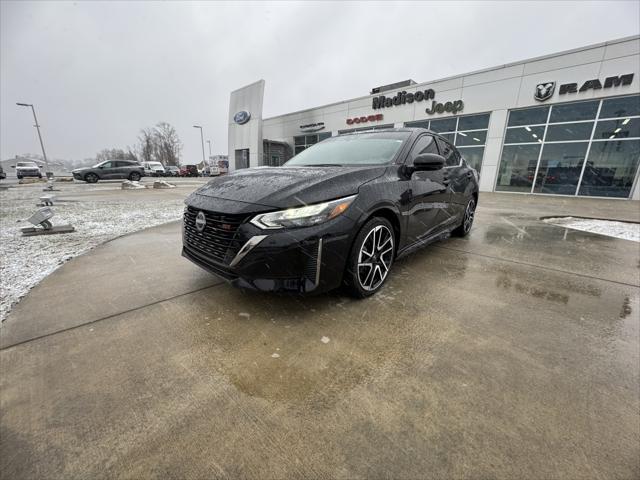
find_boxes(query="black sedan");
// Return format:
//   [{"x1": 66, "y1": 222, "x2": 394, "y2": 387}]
[{"x1": 182, "y1": 128, "x2": 478, "y2": 297}]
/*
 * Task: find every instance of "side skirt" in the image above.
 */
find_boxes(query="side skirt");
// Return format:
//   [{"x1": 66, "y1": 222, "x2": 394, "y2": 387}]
[{"x1": 396, "y1": 228, "x2": 454, "y2": 260}]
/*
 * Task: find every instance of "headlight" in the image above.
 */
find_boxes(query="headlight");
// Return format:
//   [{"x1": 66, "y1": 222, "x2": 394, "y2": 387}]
[{"x1": 250, "y1": 194, "x2": 356, "y2": 229}]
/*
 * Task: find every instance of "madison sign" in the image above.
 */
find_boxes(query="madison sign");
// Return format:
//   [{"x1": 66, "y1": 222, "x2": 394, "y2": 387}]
[
  {"x1": 534, "y1": 73, "x2": 634, "y2": 102},
  {"x1": 372, "y1": 89, "x2": 464, "y2": 115}
]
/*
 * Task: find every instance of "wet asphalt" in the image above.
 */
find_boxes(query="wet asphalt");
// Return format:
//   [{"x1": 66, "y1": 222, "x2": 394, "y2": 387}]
[{"x1": 1, "y1": 189, "x2": 639, "y2": 479}]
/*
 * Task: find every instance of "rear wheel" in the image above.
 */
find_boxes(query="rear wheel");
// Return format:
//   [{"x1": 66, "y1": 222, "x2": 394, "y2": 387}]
[
  {"x1": 452, "y1": 198, "x2": 476, "y2": 237},
  {"x1": 85, "y1": 173, "x2": 99, "y2": 183},
  {"x1": 344, "y1": 217, "x2": 395, "y2": 298},
  {"x1": 129, "y1": 171, "x2": 141, "y2": 181}
]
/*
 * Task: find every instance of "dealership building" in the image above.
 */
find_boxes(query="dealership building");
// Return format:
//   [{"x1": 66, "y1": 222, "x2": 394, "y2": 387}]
[{"x1": 228, "y1": 35, "x2": 640, "y2": 200}]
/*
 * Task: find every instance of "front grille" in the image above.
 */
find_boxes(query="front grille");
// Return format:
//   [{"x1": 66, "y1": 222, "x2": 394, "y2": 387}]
[{"x1": 183, "y1": 206, "x2": 249, "y2": 264}]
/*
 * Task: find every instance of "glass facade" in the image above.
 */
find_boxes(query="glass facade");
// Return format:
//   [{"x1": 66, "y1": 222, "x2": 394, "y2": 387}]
[
  {"x1": 496, "y1": 95, "x2": 640, "y2": 198},
  {"x1": 293, "y1": 132, "x2": 332, "y2": 155},
  {"x1": 405, "y1": 113, "x2": 490, "y2": 172}
]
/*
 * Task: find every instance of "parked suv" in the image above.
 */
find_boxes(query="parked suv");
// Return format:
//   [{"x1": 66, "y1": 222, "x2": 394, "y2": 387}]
[
  {"x1": 72, "y1": 160, "x2": 144, "y2": 183},
  {"x1": 182, "y1": 128, "x2": 479, "y2": 297},
  {"x1": 13, "y1": 161, "x2": 42, "y2": 179},
  {"x1": 180, "y1": 164, "x2": 200, "y2": 177},
  {"x1": 164, "y1": 165, "x2": 180, "y2": 177}
]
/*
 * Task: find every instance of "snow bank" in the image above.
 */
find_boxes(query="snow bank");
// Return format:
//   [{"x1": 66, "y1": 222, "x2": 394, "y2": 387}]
[
  {"x1": 544, "y1": 217, "x2": 640, "y2": 242},
  {"x1": 0, "y1": 186, "x2": 185, "y2": 322}
]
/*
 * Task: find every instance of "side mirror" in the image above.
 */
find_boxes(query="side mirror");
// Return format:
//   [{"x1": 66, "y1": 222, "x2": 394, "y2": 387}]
[
  {"x1": 413, "y1": 153, "x2": 445, "y2": 171},
  {"x1": 11, "y1": 165, "x2": 15, "y2": 168},
  {"x1": 38, "y1": 165, "x2": 43, "y2": 168}
]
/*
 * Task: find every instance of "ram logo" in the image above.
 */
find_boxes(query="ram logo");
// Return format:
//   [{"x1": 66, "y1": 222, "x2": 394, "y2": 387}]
[{"x1": 534, "y1": 82, "x2": 555, "y2": 102}]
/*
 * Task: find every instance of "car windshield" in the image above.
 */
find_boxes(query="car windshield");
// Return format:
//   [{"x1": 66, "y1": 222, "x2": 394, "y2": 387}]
[
  {"x1": 284, "y1": 131, "x2": 410, "y2": 166},
  {"x1": 17, "y1": 162, "x2": 38, "y2": 167}
]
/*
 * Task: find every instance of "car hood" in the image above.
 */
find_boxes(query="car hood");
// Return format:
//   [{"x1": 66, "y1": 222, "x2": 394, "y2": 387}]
[{"x1": 191, "y1": 165, "x2": 387, "y2": 209}]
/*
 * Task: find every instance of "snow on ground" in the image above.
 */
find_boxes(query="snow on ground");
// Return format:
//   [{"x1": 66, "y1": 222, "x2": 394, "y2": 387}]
[
  {"x1": 544, "y1": 216, "x2": 640, "y2": 242},
  {"x1": 0, "y1": 184, "x2": 185, "y2": 322}
]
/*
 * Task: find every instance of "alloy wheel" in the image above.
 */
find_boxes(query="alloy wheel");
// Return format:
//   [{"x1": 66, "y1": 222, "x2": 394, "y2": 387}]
[
  {"x1": 357, "y1": 225, "x2": 394, "y2": 291},
  {"x1": 463, "y1": 200, "x2": 476, "y2": 233}
]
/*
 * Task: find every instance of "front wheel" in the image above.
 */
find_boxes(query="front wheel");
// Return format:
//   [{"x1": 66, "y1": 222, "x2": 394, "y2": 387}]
[
  {"x1": 85, "y1": 173, "x2": 99, "y2": 183},
  {"x1": 129, "y1": 172, "x2": 141, "y2": 181},
  {"x1": 344, "y1": 217, "x2": 395, "y2": 298},
  {"x1": 452, "y1": 198, "x2": 476, "y2": 237}
]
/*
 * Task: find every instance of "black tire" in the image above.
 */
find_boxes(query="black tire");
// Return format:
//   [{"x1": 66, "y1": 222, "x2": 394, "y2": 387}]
[
  {"x1": 452, "y1": 198, "x2": 476, "y2": 237},
  {"x1": 343, "y1": 217, "x2": 396, "y2": 298},
  {"x1": 85, "y1": 173, "x2": 99, "y2": 183},
  {"x1": 129, "y1": 171, "x2": 141, "y2": 181},
  {"x1": 17, "y1": 175, "x2": 23, "y2": 179}
]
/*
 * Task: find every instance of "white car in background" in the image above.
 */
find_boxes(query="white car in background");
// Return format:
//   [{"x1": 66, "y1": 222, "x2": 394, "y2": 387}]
[
  {"x1": 142, "y1": 161, "x2": 165, "y2": 177},
  {"x1": 13, "y1": 161, "x2": 43, "y2": 179},
  {"x1": 204, "y1": 165, "x2": 220, "y2": 176}
]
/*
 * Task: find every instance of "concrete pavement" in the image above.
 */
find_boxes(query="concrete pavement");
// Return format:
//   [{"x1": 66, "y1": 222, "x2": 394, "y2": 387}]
[{"x1": 1, "y1": 192, "x2": 639, "y2": 479}]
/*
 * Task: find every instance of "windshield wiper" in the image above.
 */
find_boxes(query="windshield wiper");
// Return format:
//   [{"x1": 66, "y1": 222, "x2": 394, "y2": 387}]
[{"x1": 308, "y1": 163, "x2": 343, "y2": 167}]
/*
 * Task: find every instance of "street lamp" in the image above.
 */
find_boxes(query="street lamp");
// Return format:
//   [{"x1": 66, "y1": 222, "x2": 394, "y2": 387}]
[
  {"x1": 16, "y1": 102, "x2": 51, "y2": 177},
  {"x1": 206, "y1": 140, "x2": 212, "y2": 159},
  {"x1": 192, "y1": 125, "x2": 206, "y2": 165}
]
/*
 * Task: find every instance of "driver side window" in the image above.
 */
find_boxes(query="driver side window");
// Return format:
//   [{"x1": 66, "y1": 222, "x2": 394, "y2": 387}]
[
  {"x1": 101, "y1": 162, "x2": 113, "y2": 168},
  {"x1": 436, "y1": 138, "x2": 461, "y2": 167},
  {"x1": 408, "y1": 135, "x2": 439, "y2": 165}
]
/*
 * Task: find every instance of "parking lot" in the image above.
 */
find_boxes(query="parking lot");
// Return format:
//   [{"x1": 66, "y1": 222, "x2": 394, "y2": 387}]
[{"x1": 1, "y1": 183, "x2": 639, "y2": 479}]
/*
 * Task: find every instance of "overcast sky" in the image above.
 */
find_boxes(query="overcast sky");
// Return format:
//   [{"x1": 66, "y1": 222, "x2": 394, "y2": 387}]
[{"x1": 1, "y1": 1, "x2": 639, "y2": 163}]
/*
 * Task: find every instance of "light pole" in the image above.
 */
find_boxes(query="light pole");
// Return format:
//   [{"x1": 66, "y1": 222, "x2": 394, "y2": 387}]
[
  {"x1": 206, "y1": 140, "x2": 212, "y2": 160},
  {"x1": 17, "y1": 102, "x2": 51, "y2": 177},
  {"x1": 193, "y1": 125, "x2": 206, "y2": 166}
]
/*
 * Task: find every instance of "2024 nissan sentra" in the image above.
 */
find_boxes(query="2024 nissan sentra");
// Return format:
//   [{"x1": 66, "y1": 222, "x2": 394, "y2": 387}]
[{"x1": 182, "y1": 128, "x2": 478, "y2": 297}]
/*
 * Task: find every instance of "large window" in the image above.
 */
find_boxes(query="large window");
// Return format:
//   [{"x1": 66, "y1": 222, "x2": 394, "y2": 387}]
[
  {"x1": 293, "y1": 132, "x2": 332, "y2": 155},
  {"x1": 496, "y1": 95, "x2": 640, "y2": 198},
  {"x1": 405, "y1": 113, "x2": 490, "y2": 172}
]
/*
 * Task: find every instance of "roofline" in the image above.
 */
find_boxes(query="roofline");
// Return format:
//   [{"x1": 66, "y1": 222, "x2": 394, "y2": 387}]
[
  {"x1": 230, "y1": 79, "x2": 265, "y2": 95},
  {"x1": 263, "y1": 35, "x2": 640, "y2": 121}
]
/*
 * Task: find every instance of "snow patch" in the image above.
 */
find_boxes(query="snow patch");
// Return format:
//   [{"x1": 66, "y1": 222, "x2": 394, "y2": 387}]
[
  {"x1": 544, "y1": 217, "x2": 640, "y2": 242},
  {"x1": 0, "y1": 186, "x2": 185, "y2": 323}
]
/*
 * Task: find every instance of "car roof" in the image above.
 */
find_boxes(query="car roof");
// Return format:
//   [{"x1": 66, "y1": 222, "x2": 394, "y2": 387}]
[{"x1": 337, "y1": 127, "x2": 450, "y2": 142}]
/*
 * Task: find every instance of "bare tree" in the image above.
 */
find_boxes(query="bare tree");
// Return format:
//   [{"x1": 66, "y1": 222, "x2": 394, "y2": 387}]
[
  {"x1": 95, "y1": 148, "x2": 137, "y2": 162},
  {"x1": 137, "y1": 128, "x2": 156, "y2": 164},
  {"x1": 153, "y1": 122, "x2": 182, "y2": 166}
]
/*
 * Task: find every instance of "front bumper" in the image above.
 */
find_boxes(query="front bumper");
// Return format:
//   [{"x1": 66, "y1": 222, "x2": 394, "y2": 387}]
[
  {"x1": 17, "y1": 170, "x2": 41, "y2": 177},
  {"x1": 182, "y1": 213, "x2": 355, "y2": 294}
]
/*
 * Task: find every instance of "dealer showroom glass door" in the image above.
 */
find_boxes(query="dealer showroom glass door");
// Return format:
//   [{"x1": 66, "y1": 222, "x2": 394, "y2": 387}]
[{"x1": 496, "y1": 94, "x2": 640, "y2": 198}]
